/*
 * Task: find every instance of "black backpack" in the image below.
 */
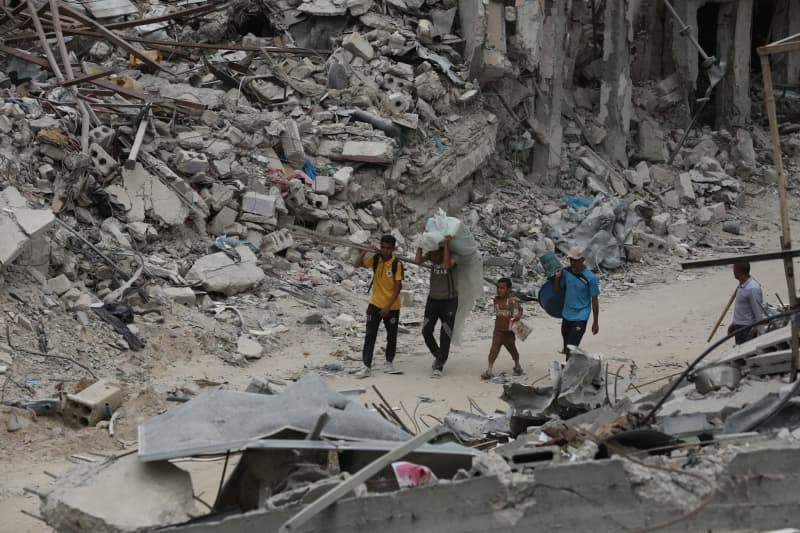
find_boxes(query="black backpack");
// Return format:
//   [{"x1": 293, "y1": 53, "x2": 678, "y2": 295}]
[{"x1": 366, "y1": 254, "x2": 401, "y2": 293}]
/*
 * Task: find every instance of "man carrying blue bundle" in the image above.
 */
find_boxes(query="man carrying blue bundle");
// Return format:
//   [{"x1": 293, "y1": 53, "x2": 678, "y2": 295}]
[{"x1": 553, "y1": 246, "x2": 600, "y2": 359}]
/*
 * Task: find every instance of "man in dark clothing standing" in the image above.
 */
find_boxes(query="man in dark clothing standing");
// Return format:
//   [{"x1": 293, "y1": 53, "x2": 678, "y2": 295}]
[{"x1": 416, "y1": 235, "x2": 457, "y2": 378}]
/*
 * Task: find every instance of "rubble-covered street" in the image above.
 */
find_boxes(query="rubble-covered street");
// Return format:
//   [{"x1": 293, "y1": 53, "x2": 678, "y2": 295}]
[{"x1": 4, "y1": 0, "x2": 800, "y2": 531}]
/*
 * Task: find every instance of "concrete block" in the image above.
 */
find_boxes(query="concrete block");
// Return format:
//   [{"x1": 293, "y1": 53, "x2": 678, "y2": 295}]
[
  {"x1": 314, "y1": 175, "x2": 337, "y2": 196},
  {"x1": 637, "y1": 117, "x2": 667, "y2": 162},
  {"x1": 0, "y1": 186, "x2": 28, "y2": 208},
  {"x1": 164, "y1": 287, "x2": 196, "y2": 306},
  {"x1": 63, "y1": 380, "x2": 123, "y2": 427},
  {"x1": 185, "y1": 245, "x2": 265, "y2": 296},
  {"x1": 173, "y1": 149, "x2": 209, "y2": 175},
  {"x1": 668, "y1": 218, "x2": 689, "y2": 239},
  {"x1": 340, "y1": 141, "x2": 395, "y2": 164},
  {"x1": 332, "y1": 167, "x2": 353, "y2": 190},
  {"x1": 127, "y1": 221, "x2": 158, "y2": 242},
  {"x1": 633, "y1": 231, "x2": 668, "y2": 253},
  {"x1": 315, "y1": 219, "x2": 348, "y2": 236},
  {"x1": 650, "y1": 213, "x2": 671, "y2": 236},
  {"x1": 210, "y1": 206, "x2": 238, "y2": 235},
  {"x1": 89, "y1": 125, "x2": 115, "y2": 150},
  {"x1": 39, "y1": 163, "x2": 55, "y2": 181},
  {"x1": 694, "y1": 206, "x2": 714, "y2": 226},
  {"x1": 280, "y1": 119, "x2": 306, "y2": 168},
  {"x1": 307, "y1": 192, "x2": 329, "y2": 210},
  {"x1": 663, "y1": 189, "x2": 680, "y2": 209},
  {"x1": 237, "y1": 336, "x2": 263, "y2": 360},
  {"x1": 262, "y1": 228, "x2": 294, "y2": 254},
  {"x1": 343, "y1": 31, "x2": 375, "y2": 61},
  {"x1": 241, "y1": 192, "x2": 277, "y2": 217},
  {"x1": 206, "y1": 183, "x2": 236, "y2": 212},
  {"x1": 708, "y1": 202, "x2": 726, "y2": 220},
  {"x1": 89, "y1": 142, "x2": 118, "y2": 176},
  {"x1": 40, "y1": 143, "x2": 66, "y2": 161},
  {"x1": 47, "y1": 274, "x2": 72, "y2": 296},
  {"x1": 677, "y1": 172, "x2": 696, "y2": 204},
  {"x1": 0, "y1": 115, "x2": 12, "y2": 133}
]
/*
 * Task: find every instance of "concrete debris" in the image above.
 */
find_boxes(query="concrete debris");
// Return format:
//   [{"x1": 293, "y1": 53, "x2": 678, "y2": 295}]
[
  {"x1": 40, "y1": 453, "x2": 195, "y2": 533},
  {"x1": 185, "y1": 245, "x2": 265, "y2": 295}
]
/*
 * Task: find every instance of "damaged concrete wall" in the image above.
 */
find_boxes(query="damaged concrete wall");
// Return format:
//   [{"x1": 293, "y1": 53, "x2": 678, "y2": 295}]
[
  {"x1": 598, "y1": 0, "x2": 634, "y2": 167},
  {"x1": 715, "y1": 0, "x2": 752, "y2": 128},
  {"x1": 165, "y1": 446, "x2": 800, "y2": 533}
]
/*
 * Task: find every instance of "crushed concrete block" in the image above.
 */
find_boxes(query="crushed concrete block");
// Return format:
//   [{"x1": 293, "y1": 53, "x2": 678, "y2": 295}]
[
  {"x1": 242, "y1": 192, "x2": 277, "y2": 217},
  {"x1": 668, "y1": 218, "x2": 689, "y2": 239},
  {"x1": 29, "y1": 116, "x2": 60, "y2": 131},
  {"x1": 307, "y1": 193, "x2": 329, "y2": 210},
  {"x1": 164, "y1": 287, "x2": 196, "y2": 306},
  {"x1": 89, "y1": 142, "x2": 118, "y2": 176},
  {"x1": 650, "y1": 213, "x2": 671, "y2": 236},
  {"x1": 734, "y1": 130, "x2": 756, "y2": 168},
  {"x1": 332, "y1": 167, "x2": 353, "y2": 190},
  {"x1": 206, "y1": 183, "x2": 236, "y2": 212},
  {"x1": 634, "y1": 161, "x2": 651, "y2": 185},
  {"x1": 39, "y1": 163, "x2": 55, "y2": 181},
  {"x1": 414, "y1": 70, "x2": 446, "y2": 102},
  {"x1": 686, "y1": 138, "x2": 719, "y2": 168},
  {"x1": 694, "y1": 206, "x2": 714, "y2": 226},
  {"x1": 723, "y1": 221, "x2": 741, "y2": 235},
  {"x1": 47, "y1": 274, "x2": 72, "y2": 296},
  {"x1": 262, "y1": 228, "x2": 294, "y2": 254},
  {"x1": 280, "y1": 119, "x2": 306, "y2": 168},
  {"x1": 633, "y1": 231, "x2": 668, "y2": 253},
  {"x1": 623, "y1": 169, "x2": 643, "y2": 189},
  {"x1": 663, "y1": 190, "x2": 680, "y2": 210},
  {"x1": 314, "y1": 175, "x2": 336, "y2": 196},
  {"x1": 40, "y1": 453, "x2": 194, "y2": 532},
  {"x1": 340, "y1": 141, "x2": 395, "y2": 164},
  {"x1": 343, "y1": 31, "x2": 375, "y2": 61},
  {"x1": 237, "y1": 336, "x2": 263, "y2": 360},
  {"x1": 347, "y1": 0, "x2": 374, "y2": 16},
  {"x1": 127, "y1": 222, "x2": 158, "y2": 242},
  {"x1": 637, "y1": 118, "x2": 667, "y2": 162},
  {"x1": 297, "y1": 0, "x2": 347, "y2": 16},
  {"x1": 186, "y1": 245, "x2": 265, "y2": 296},
  {"x1": 210, "y1": 206, "x2": 238, "y2": 235},
  {"x1": 708, "y1": 202, "x2": 726, "y2": 220},
  {"x1": 676, "y1": 173, "x2": 696, "y2": 204},
  {"x1": 173, "y1": 149, "x2": 209, "y2": 175},
  {"x1": 63, "y1": 380, "x2": 122, "y2": 428},
  {"x1": 285, "y1": 248, "x2": 303, "y2": 263},
  {"x1": 89, "y1": 125, "x2": 115, "y2": 150},
  {"x1": 0, "y1": 115, "x2": 12, "y2": 133},
  {"x1": 0, "y1": 187, "x2": 28, "y2": 208}
]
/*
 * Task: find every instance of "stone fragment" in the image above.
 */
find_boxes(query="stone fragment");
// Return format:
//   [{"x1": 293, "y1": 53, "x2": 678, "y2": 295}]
[
  {"x1": 173, "y1": 149, "x2": 209, "y2": 175},
  {"x1": 47, "y1": 274, "x2": 72, "y2": 296},
  {"x1": 637, "y1": 118, "x2": 667, "y2": 162},
  {"x1": 314, "y1": 175, "x2": 337, "y2": 196},
  {"x1": 650, "y1": 213, "x2": 671, "y2": 236},
  {"x1": 708, "y1": 202, "x2": 726, "y2": 220},
  {"x1": 241, "y1": 192, "x2": 277, "y2": 217},
  {"x1": 340, "y1": 141, "x2": 395, "y2": 164},
  {"x1": 280, "y1": 119, "x2": 306, "y2": 168},
  {"x1": 186, "y1": 245, "x2": 265, "y2": 295},
  {"x1": 210, "y1": 206, "x2": 238, "y2": 235},
  {"x1": 343, "y1": 31, "x2": 375, "y2": 61},
  {"x1": 237, "y1": 336, "x2": 263, "y2": 359},
  {"x1": 694, "y1": 206, "x2": 714, "y2": 226},
  {"x1": 164, "y1": 287, "x2": 196, "y2": 306},
  {"x1": 722, "y1": 221, "x2": 741, "y2": 235},
  {"x1": 676, "y1": 173, "x2": 696, "y2": 204},
  {"x1": 668, "y1": 218, "x2": 689, "y2": 239}
]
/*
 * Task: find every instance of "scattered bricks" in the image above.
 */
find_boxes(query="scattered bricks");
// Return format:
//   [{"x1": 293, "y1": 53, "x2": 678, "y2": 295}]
[
  {"x1": 262, "y1": 228, "x2": 294, "y2": 254},
  {"x1": 650, "y1": 213, "x2": 671, "y2": 236},
  {"x1": 633, "y1": 231, "x2": 668, "y2": 253},
  {"x1": 242, "y1": 192, "x2": 277, "y2": 217},
  {"x1": 281, "y1": 119, "x2": 306, "y2": 168},
  {"x1": 307, "y1": 192, "x2": 329, "y2": 210},
  {"x1": 708, "y1": 202, "x2": 726, "y2": 220},
  {"x1": 340, "y1": 141, "x2": 395, "y2": 164},
  {"x1": 63, "y1": 380, "x2": 123, "y2": 428},
  {"x1": 173, "y1": 149, "x2": 209, "y2": 175},
  {"x1": 47, "y1": 274, "x2": 72, "y2": 296},
  {"x1": 89, "y1": 125, "x2": 115, "y2": 150},
  {"x1": 668, "y1": 218, "x2": 689, "y2": 239},
  {"x1": 163, "y1": 287, "x2": 197, "y2": 306},
  {"x1": 343, "y1": 31, "x2": 375, "y2": 61},
  {"x1": 314, "y1": 175, "x2": 337, "y2": 196},
  {"x1": 38, "y1": 163, "x2": 55, "y2": 181},
  {"x1": 677, "y1": 172, "x2": 696, "y2": 204},
  {"x1": 89, "y1": 142, "x2": 118, "y2": 176}
]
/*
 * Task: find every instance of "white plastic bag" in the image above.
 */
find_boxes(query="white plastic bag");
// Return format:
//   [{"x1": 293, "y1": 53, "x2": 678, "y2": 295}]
[{"x1": 420, "y1": 209, "x2": 483, "y2": 345}]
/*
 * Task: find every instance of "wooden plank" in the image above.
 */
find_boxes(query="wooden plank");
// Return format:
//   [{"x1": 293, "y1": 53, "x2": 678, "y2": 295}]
[
  {"x1": 61, "y1": 68, "x2": 115, "y2": 87},
  {"x1": 681, "y1": 249, "x2": 800, "y2": 270},
  {"x1": 125, "y1": 103, "x2": 150, "y2": 169},
  {"x1": 80, "y1": 0, "x2": 138, "y2": 19},
  {"x1": 702, "y1": 325, "x2": 793, "y2": 369}
]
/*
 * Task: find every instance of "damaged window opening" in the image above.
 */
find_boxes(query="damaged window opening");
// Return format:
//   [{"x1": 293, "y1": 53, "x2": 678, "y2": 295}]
[{"x1": 694, "y1": 1, "x2": 720, "y2": 126}]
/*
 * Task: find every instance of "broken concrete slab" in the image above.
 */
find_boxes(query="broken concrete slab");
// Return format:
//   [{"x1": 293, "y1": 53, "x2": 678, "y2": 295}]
[
  {"x1": 343, "y1": 31, "x2": 375, "y2": 61},
  {"x1": 185, "y1": 245, "x2": 265, "y2": 296},
  {"x1": 138, "y1": 373, "x2": 410, "y2": 461},
  {"x1": 47, "y1": 274, "x2": 72, "y2": 296},
  {"x1": 339, "y1": 141, "x2": 396, "y2": 164},
  {"x1": 237, "y1": 336, "x2": 263, "y2": 360},
  {"x1": 164, "y1": 287, "x2": 197, "y2": 306},
  {"x1": 40, "y1": 453, "x2": 195, "y2": 532}
]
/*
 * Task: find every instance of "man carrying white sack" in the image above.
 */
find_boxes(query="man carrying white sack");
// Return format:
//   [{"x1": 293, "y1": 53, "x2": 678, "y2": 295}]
[{"x1": 415, "y1": 235, "x2": 458, "y2": 378}]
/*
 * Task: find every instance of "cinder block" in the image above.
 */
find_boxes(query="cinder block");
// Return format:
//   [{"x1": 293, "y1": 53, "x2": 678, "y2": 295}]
[
  {"x1": 63, "y1": 380, "x2": 123, "y2": 427},
  {"x1": 262, "y1": 228, "x2": 294, "y2": 254},
  {"x1": 90, "y1": 142, "x2": 118, "y2": 176},
  {"x1": 89, "y1": 125, "x2": 115, "y2": 150},
  {"x1": 633, "y1": 231, "x2": 668, "y2": 253},
  {"x1": 314, "y1": 175, "x2": 336, "y2": 196},
  {"x1": 173, "y1": 149, "x2": 208, "y2": 175},
  {"x1": 307, "y1": 192, "x2": 329, "y2": 210},
  {"x1": 242, "y1": 192, "x2": 277, "y2": 217}
]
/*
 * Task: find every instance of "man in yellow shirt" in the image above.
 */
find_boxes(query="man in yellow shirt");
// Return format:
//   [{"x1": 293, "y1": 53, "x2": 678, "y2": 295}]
[{"x1": 353, "y1": 235, "x2": 404, "y2": 378}]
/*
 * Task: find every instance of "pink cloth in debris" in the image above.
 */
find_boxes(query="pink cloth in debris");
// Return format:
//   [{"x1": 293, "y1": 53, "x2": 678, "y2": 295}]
[{"x1": 391, "y1": 461, "x2": 438, "y2": 488}]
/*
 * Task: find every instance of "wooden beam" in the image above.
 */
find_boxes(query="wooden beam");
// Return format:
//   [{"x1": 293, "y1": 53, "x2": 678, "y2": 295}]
[
  {"x1": 0, "y1": 44, "x2": 50, "y2": 69},
  {"x1": 61, "y1": 68, "x2": 115, "y2": 87},
  {"x1": 681, "y1": 249, "x2": 800, "y2": 270},
  {"x1": 125, "y1": 103, "x2": 150, "y2": 170},
  {"x1": 758, "y1": 40, "x2": 800, "y2": 57},
  {"x1": 759, "y1": 48, "x2": 800, "y2": 380}
]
